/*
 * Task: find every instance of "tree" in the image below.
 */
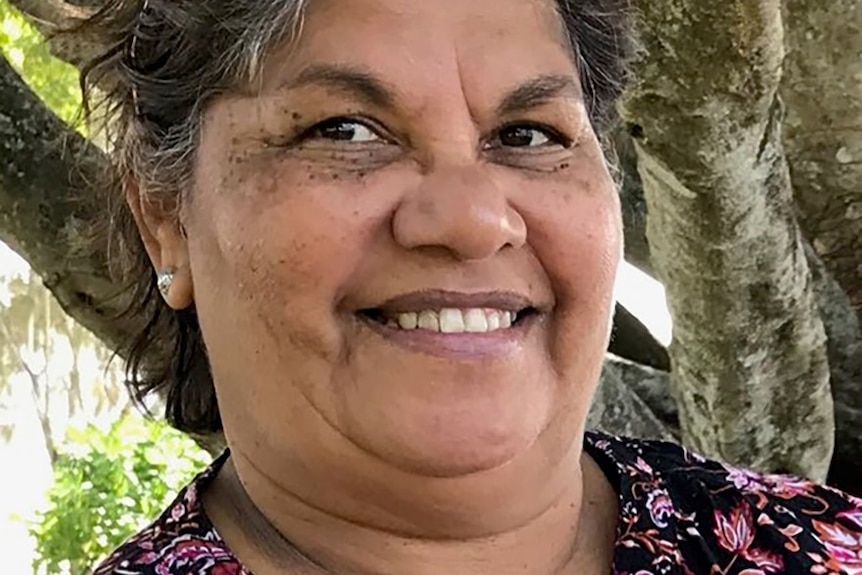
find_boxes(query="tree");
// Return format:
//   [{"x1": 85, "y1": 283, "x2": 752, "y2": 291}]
[{"x1": 1, "y1": 0, "x2": 860, "y2": 494}]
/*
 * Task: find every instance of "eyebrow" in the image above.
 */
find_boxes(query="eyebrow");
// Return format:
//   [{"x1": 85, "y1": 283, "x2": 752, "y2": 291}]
[
  {"x1": 281, "y1": 64, "x2": 579, "y2": 116},
  {"x1": 495, "y1": 74, "x2": 581, "y2": 116},
  {"x1": 285, "y1": 64, "x2": 397, "y2": 109}
]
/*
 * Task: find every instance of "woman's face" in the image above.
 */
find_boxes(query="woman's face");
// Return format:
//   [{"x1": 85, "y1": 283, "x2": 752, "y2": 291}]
[{"x1": 186, "y1": 0, "x2": 621, "y2": 478}]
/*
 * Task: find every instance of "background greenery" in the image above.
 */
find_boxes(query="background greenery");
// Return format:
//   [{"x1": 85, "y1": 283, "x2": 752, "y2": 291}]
[{"x1": 30, "y1": 417, "x2": 210, "y2": 575}]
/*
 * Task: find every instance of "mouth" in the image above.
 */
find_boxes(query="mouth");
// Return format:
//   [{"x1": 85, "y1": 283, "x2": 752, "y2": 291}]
[
  {"x1": 353, "y1": 290, "x2": 541, "y2": 358},
  {"x1": 358, "y1": 306, "x2": 539, "y2": 333}
]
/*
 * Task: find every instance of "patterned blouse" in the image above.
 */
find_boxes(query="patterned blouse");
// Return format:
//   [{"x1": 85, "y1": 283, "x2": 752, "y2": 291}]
[{"x1": 93, "y1": 431, "x2": 862, "y2": 575}]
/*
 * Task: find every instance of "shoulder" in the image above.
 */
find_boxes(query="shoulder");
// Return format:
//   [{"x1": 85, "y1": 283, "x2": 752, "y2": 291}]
[
  {"x1": 92, "y1": 451, "x2": 245, "y2": 575},
  {"x1": 586, "y1": 431, "x2": 862, "y2": 574}
]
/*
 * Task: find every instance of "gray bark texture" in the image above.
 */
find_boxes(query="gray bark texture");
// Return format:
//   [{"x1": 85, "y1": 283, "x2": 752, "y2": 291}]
[
  {"x1": 781, "y1": 0, "x2": 862, "y2": 315},
  {"x1": 589, "y1": 357, "x2": 674, "y2": 442},
  {"x1": 0, "y1": 56, "x2": 136, "y2": 355},
  {"x1": 620, "y1": 1, "x2": 834, "y2": 481},
  {"x1": 806, "y1": 244, "x2": 862, "y2": 493}
]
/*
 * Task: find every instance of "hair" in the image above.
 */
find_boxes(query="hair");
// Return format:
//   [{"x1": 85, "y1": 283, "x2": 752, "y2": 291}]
[{"x1": 78, "y1": 0, "x2": 636, "y2": 435}]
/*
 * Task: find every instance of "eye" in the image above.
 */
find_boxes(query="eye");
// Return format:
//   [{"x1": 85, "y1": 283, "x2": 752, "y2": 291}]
[
  {"x1": 491, "y1": 124, "x2": 567, "y2": 149},
  {"x1": 307, "y1": 117, "x2": 383, "y2": 143},
  {"x1": 499, "y1": 126, "x2": 549, "y2": 147}
]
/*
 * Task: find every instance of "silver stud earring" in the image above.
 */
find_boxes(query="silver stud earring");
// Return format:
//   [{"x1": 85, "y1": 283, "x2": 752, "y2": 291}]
[{"x1": 157, "y1": 269, "x2": 175, "y2": 298}]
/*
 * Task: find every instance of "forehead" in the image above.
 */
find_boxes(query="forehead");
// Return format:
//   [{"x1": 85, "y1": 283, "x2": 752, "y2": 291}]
[{"x1": 256, "y1": 0, "x2": 577, "y2": 105}]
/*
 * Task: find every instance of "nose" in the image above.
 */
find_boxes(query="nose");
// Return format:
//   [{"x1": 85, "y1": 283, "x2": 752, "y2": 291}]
[{"x1": 392, "y1": 165, "x2": 527, "y2": 261}]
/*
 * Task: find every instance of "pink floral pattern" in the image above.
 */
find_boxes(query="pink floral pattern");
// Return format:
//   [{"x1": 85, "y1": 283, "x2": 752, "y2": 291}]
[{"x1": 94, "y1": 432, "x2": 862, "y2": 574}]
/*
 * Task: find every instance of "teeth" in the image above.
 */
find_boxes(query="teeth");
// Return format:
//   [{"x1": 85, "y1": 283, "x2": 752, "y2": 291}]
[
  {"x1": 417, "y1": 311, "x2": 439, "y2": 331},
  {"x1": 397, "y1": 312, "x2": 418, "y2": 330},
  {"x1": 464, "y1": 309, "x2": 488, "y2": 333},
  {"x1": 439, "y1": 308, "x2": 466, "y2": 333},
  {"x1": 391, "y1": 308, "x2": 519, "y2": 333}
]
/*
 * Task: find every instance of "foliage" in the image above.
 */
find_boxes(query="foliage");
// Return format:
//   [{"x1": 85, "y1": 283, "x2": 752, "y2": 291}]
[
  {"x1": 29, "y1": 415, "x2": 211, "y2": 575},
  {"x1": 0, "y1": 0, "x2": 82, "y2": 127}
]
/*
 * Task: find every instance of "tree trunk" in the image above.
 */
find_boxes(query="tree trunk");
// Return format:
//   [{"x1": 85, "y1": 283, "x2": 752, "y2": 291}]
[
  {"x1": 780, "y1": 0, "x2": 862, "y2": 489},
  {"x1": 781, "y1": 0, "x2": 862, "y2": 318},
  {"x1": 620, "y1": 1, "x2": 834, "y2": 481},
  {"x1": 590, "y1": 357, "x2": 674, "y2": 442},
  {"x1": 805, "y1": 243, "x2": 862, "y2": 494}
]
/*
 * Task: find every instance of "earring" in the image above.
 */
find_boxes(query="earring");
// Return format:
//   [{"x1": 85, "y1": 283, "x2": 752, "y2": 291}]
[{"x1": 157, "y1": 268, "x2": 175, "y2": 298}]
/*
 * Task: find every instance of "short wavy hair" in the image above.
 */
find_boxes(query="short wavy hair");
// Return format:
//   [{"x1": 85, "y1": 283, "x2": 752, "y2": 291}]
[{"x1": 79, "y1": 0, "x2": 636, "y2": 435}]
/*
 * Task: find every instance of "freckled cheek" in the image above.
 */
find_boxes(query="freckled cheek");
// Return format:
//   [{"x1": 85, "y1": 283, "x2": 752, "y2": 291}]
[{"x1": 197, "y1": 182, "x2": 379, "y2": 319}]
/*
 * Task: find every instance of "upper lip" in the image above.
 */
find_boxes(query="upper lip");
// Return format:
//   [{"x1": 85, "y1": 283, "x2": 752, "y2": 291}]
[{"x1": 368, "y1": 289, "x2": 535, "y2": 314}]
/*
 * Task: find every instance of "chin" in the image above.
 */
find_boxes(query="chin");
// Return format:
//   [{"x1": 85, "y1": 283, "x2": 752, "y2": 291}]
[
  {"x1": 350, "y1": 404, "x2": 549, "y2": 478},
  {"x1": 380, "y1": 438, "x2": 538, "y2": 479},
  {"x1": 332, "y1": 337, "x2": 558, "y2": 478}
]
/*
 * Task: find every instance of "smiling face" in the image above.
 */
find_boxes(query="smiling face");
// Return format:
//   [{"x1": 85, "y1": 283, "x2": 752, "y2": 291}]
[{"x1": 182, "y1": 0, "x2": 621, "y2": 482}]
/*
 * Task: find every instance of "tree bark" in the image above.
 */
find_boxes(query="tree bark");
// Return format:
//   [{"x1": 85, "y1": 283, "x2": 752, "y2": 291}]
[
  {"x1": 609, "y1": 303, "x2": 669, "y2": 371},
  {"x1": 777, "y1": 0, "x2": 862, "y2": 489},
  {"x1": 614, "y1": 125, "x2": 654, "y2": 277},
  {"x1": 781, "y1": 0, "x2": 862, "y2": 318},
  {"x1": 805, "y1": 243, "x2": 862, "y2": 495},
  {"x1": 590, "y1": 357, "x2": 674, "y2": 442},
  {"x1": 6, "y1": 0, "x2": 102, "y2": 70},
  {"x1": 620, "y1": 1, "x2": 834, "y2": 481},
  {"x1": 0, "y1": 55, "x2": 134, "y2": 355}
]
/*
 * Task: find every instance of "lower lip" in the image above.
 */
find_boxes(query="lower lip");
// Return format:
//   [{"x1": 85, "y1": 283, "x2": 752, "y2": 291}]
[{"x1": 358, "y1": 314, "x2": 537, "y2": 360}]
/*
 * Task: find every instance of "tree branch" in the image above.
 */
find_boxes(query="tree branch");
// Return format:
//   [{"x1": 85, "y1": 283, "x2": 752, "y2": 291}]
[
  {"x1": 609, "y1": 302, "x2": 669, "y2": 371},
  {"x1": 6, "y1": 0, "x2": 91, "y2": 27},
  {"x1": 0, "y1": 53, "x2": 134, "y2": 355},
  {"x1": 613, "y1": 124, "x2": 654, "y2": 277},
  {"x1": 6, "y1": 0, "x2": 104, "y2": 71}
]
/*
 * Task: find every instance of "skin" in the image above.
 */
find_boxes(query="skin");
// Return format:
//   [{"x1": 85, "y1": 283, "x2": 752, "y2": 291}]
[{"x1": 130, "y1": 0, "x2": 624, "y2": 573}]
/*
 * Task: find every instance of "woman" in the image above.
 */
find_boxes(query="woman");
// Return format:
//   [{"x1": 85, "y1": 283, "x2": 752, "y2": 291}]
[{"x1": 81, "y1": 0, "x2": 861, "y2": 573}]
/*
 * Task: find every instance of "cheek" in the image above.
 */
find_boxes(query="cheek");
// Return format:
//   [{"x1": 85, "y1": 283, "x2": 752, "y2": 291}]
[
  {"x1": 186, "y1": 166, "x2": 384, "y2": 353},
  {"x1": 525, "y1": 185, "x2": 622, "y2": 308},
  {"x1": 517, "y1": 169, "x2": 622, "y2": 374}
]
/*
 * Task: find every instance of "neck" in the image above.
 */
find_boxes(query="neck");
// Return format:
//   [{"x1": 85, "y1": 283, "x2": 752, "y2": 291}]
[{"x1": 206, "y1": 437, "x2": 618, "y2": 575}]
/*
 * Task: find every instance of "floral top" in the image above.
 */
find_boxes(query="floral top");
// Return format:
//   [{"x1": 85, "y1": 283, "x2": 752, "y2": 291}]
[{"x1": 93, "y1": 431, "x2": 862, "y2": 575}]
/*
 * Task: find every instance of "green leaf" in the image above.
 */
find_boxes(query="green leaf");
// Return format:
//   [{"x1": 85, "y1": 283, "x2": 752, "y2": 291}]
[
  {"x1": 0, "y1": 0, "x2": 85, "y2": 131},
  {"x1": 30, "y1": 415, "x2": 210, "y2": 574}
]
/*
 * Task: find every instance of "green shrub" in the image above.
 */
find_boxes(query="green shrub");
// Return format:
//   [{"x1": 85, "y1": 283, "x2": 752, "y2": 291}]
[{"x1": 29, "y1": 416, "x2": 211, "y2": 575}]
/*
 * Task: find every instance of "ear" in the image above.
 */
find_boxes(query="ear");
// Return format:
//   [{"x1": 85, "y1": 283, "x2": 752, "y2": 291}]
[{"x1": 126, "y1": 178, "x2": 195, "y2": 310}]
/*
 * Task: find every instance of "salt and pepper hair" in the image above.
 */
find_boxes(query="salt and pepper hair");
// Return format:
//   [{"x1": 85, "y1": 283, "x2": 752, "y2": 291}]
[{"x1": 79, "y1": 0, "x2": 635, "y2": 434}]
